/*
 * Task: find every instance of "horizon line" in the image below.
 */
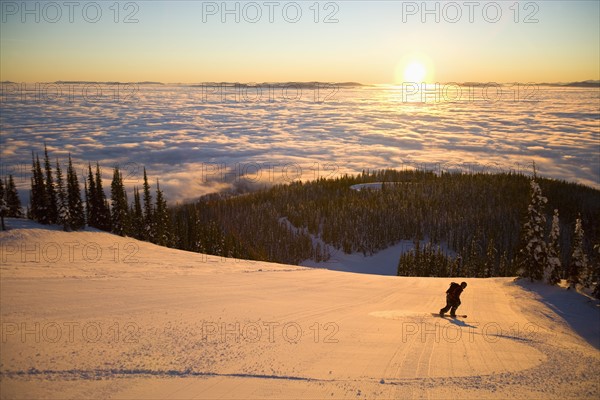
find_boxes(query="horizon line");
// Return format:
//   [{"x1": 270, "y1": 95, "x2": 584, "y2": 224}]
[{"x1": 1, "y1": 80, "x2": 599, "y2": 86}]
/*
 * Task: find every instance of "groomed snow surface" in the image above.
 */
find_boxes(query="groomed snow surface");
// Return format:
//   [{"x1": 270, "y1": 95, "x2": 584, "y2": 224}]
[{"x1": 1, "y1": 219, "x2": 599, "y2": 399}]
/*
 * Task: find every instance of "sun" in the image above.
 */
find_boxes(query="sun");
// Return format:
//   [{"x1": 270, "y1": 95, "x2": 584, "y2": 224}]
[
  {"x1": 394, "y1": 54, "x2": 435, "y2": 84},
  {"x1": 403, "y1": 61, "x2": 427, "y2": 83}
]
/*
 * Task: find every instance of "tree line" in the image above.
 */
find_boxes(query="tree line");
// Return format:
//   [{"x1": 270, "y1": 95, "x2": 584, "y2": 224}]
[
  {"x1": 2, "y1": 149, "x2": 599, "y2": 296},
  {"x1": 168, "y1": 169, "x2": 599, "y2": 294},
  {"x1": 0, "y1": 174, "x2": 22, "y2": 230},
  {"x1": 22, "y1": 146, "x2": 172, "y2": 246},
  {"x1": 396, "y1": 173, "x2": 599, "y2": 296},
  {"x1": 516, "y1": 176, "x2": 599, "y2": 297}
]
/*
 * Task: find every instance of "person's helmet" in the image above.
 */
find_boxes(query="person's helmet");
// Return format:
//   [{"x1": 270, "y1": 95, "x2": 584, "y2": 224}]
[{"x1": 460, "y1": 282, "x2": 467, "y2": 288}]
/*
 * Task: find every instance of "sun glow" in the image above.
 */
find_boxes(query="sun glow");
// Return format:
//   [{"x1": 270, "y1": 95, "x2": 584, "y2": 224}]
[
  {"x1": 395, "y1": 54, "x2": 435, "y2": 84},
  {"x1": 403, "y1": 62, "x2": 427, "y2": 82}
]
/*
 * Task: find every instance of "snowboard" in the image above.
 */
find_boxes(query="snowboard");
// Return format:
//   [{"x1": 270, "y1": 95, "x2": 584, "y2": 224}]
[{"x1": 431, "y1": 313, "x2": 467, "y2": 318}]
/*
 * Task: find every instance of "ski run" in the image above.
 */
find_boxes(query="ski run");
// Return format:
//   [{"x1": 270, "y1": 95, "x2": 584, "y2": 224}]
[{"x1": 1, "y1": 219, "x2": 599, "y2": 399}]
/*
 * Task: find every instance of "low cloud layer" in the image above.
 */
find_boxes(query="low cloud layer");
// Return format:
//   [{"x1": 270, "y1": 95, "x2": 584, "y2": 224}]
[{"x1": 1, "y1": 84, "x2": 598, "y2": 205}]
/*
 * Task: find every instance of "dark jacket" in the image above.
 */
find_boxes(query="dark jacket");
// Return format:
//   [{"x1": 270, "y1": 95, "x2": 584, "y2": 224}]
[{"x1": 446, "y1": 282, "x2": 464, "y2": 302}]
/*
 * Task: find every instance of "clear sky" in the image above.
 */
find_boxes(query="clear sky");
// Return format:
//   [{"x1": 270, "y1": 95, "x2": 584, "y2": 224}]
[{"x1": 1, "y1": 0, "x2": 599, "y2": 84}]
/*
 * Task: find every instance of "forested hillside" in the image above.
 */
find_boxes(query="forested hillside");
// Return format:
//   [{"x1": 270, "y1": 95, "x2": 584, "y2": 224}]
[
  {"x1": 170, "y1": 170, "x2": 600, "y2": 278},
  {"x1": 15, "y1": 149, "x2": 598, "y2": 279}
]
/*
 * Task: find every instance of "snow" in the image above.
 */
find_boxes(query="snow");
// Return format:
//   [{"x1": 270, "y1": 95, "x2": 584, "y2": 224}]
[
  {"x1": 301, "y1": 240, "x2": 417, "y2": 276},
  {"x1": 281, "y1": 216, "x2": 453, "y2": 277},
  {"x1": 349, "y1": 182, "x2": 419, "y2": 191},
  {"x1": 1, "y1": 218, "x2": 599, "y2": 399}
]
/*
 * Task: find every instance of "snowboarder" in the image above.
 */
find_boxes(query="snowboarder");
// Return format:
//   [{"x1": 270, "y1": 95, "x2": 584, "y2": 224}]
[{"x1": 439, "y1": 281, "x2": 467, "y2": 317}]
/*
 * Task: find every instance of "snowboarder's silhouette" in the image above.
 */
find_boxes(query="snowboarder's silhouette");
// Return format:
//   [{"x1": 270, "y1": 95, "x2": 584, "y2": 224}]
[{"x1": 440, "y1": 282, "x2": 467, "y2": 317}]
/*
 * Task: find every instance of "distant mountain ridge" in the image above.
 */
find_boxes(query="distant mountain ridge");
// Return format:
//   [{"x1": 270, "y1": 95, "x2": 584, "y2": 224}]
[
  {"x1": 1, "y1": 80, "x2": 597, "y2": 87},
  {"x1": 554, "y1": 80, "x2": 600, "y2": 88}
]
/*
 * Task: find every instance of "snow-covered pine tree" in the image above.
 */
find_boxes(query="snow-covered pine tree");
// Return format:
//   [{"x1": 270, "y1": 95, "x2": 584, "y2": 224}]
[
  {"x1": 6, "y1": 175, "x2": 22, "y2": 217},
  {"x1": 519, "y1": 179, "x2": 548, "y2": 282},
  {"x1": 110, "y1": 167, "x2": 129, "y2": 236},
  {"x1": 55, "y1": 160, "x2": 69, "y2": 231},
  {"x1": 567, "y1": 216, "x2": 588, "y2": 289},
  {"x1": 545, "y1": 209, "x2": 562, "y2": 285},
  {"x1": 66, "y1": 155, "x2": 85, "y2": 230}
]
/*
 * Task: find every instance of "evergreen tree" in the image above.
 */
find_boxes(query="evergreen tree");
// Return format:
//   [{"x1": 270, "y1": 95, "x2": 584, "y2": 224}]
[
  {"x1": 86, "y1": 163, "x2": 111, "y2": 231},
  {"x1": 153, "y1": 179, "x2": 171, "y2": 246},
  {"x1": 142, "y1": 168, "x2": 154, "y2": 241},
  {"x1": 94, "y1": 163, "x2": 111, "y2": 231},
  {"x1": 30, "y1": 153, "x2": 48, "y2": 223},
  {"x1": 86, "y1": 164, "x2": 97, "y2": 227},
  {"x1": 465, "y1": 235, "x2": 482, "y2": 277},
  {"x1": 498, "y1": 251, "x2": 510, "y2": 276},
  {"x1": 28, "y1": 176, "x2": 35, "y2": 220},
  {"x1": 568, "y1": 216, "x2": 589, "y2": 288},
  {"x1": 484, "y1": 239, "x2": 497, "y2": 277},
  {"x1": 592, "y1": 244, "x2": 600, "y2": 299},
  {"x1": 519, "y1": 179, "x2": 548, "y2": 282},
  {"x1": 6, "y1": 175, "x2": 22, "y2": 217},
  {"x1": 66, "y1": 155, "x2": 85, "y2": 230},
  {"x1": 43, "y1": 145, "x2": 59, "y2": 224},
  {"x1": 84, "y1": 180, "x2": 89, "y2": 225},
  {"x1": 545, "y1": 209, "x2": 562, "y2": 285},
  {"x1": 131, "y1": 187, "x2": 144, "y2": 239},
  {"x1": 110, "y1": 167, "x2": 129, "y2": 236},
  {"x1": 0, "y1": 177, "x2": 6, "y2": 230},
  {"x1": 55, "y1": 160, "x2": 69, "y2": 230}
]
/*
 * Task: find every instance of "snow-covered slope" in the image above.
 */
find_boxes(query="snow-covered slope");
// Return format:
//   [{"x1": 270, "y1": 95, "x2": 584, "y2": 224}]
[{"x1": 1, "y1": 219, "x2": 599, "y2": 399}]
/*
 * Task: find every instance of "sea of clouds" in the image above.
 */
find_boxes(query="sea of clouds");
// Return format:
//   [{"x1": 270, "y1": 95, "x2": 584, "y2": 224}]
[{"x1": 1, "y1": 83, "x2": 598, "y2": 204}]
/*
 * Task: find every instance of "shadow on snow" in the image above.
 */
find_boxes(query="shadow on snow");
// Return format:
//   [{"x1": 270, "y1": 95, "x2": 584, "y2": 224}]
[{"x1": 515, "y1": 279, "x2": 600, "y2": 350}]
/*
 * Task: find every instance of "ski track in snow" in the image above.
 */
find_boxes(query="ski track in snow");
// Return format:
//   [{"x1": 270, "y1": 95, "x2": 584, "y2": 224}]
[{"x1": 1, "y1": 219, "x2": 599, "y2": 399}]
